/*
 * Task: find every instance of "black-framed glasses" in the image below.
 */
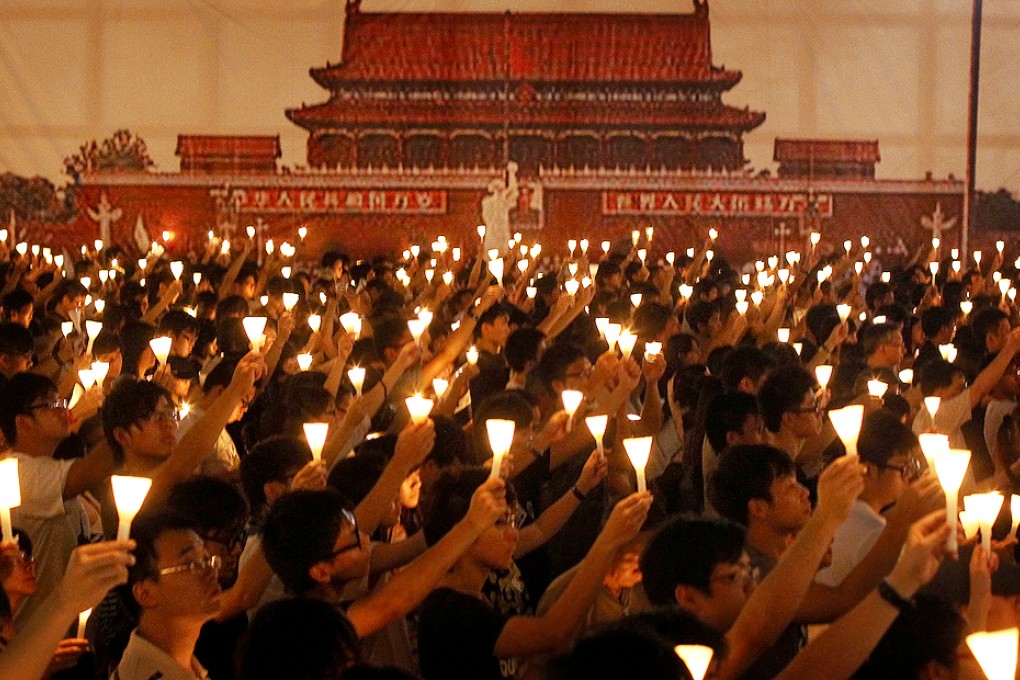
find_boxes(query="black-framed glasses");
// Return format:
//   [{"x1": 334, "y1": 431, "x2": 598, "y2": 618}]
[
  {"x1": 882, "y1": 458, "x2": 923, "y2": 481},
  {"x1": 323, "y1": 510, "x2": 362, "y2": 560},
  {"x1": 28, "y1": 398, "x2": 67, "y2": 412},
  {"x1": 158, "y1": 554, "x2": 221, "y2": 577}
]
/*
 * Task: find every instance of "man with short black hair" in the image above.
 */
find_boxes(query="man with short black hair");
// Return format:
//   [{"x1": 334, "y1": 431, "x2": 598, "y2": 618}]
[
  {"x1": 0, "y1": 322, "x2": 35, "y2": 381},
  {"x1": 1, "y1": 288, "x2": 34, "y2": 328},
  {"x1": 757, "y1": 365, "x2": 823, "y2": 467},
  {"x1": 470, "y1": 303, "x2": 512, "y2": 407}
]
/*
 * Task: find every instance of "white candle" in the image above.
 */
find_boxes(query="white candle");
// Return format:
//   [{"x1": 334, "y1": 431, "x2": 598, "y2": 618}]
[
  {"x1": 867, "y1": 379, "x2": 888, "y2": 398},
  {"x1": 92, "y1": 361, "x2": 110, "y2": 388},
  {"x1": 339, "y1": 312, "x2": 362, "y2": 339},
  {"x1": 170, "y1": 261, "x2": 184, "y2": 280},
  {"x1": 348, "y1": 367, "x2": 366, "y2": 396},
  {"x1": 149, "y1": 336, "x2": 172, "y2": 365},
  {"x1": 623, "y1": 436, "x2": 653, "y2": 493},
  {"x1": 674, "y1": 645, "x2": 714, "y2": 680},
  {"x1": 561, "y1": 390, "x2": 584, "y2": 433},
  {"x1": 828, "y1": 405, "x2": 864, "y2": 458},
  {"x1": 405, "y1": 394, "x2": 434, "y2": 425},
  {"x1": 283, "y1": 292, "x2": 300, "y2": 311},
  {"x1": 486, "y1": 419, "x2": 516, "y2": 480},
  {"x1": 303, "y1": 422, "x2": 330, "y2": 462},
  {"x1": 617, "y1": 330, "x2": 637, "y2": 360},
  {"x1": 297, "y1": 353, "x2": 313, "y2": 371},
  {"x1": 814, "y1": 364, "x2": 833, "y2": 390},
  {"x1": 466, "y1": 346, "x2": 479, "y2": 365},
  {"x1": 85, "y1": 320, "x2": 103, "y2": 355},
  {"x1": 308, "y1": 314, "x2": 322, "y2": 333},
  {"x1": 933, "y1": 449, "x2": 971, "y2": 554},
  {"x1": 111, "y1": 475, "x2": 152, "y2": 541},
  {"x1": 77, "y1": 608, "x2": 92, "y2": 639},
  {"x1": 966, "y1": 627, "x2": 1018, "y2": 680},
  {"x1": 432, "y1": 378, "x2": 449, "y2": 399},
  {"x1": 585, "y1": 415, "x2": 608, "y2": 460},
  {"x1": 241, "y1": 317, "x2": 268, "y2": 353}
]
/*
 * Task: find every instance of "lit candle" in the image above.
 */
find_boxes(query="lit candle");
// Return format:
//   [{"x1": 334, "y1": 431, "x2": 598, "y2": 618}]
[
  {"x1": 0, "y1": 458, "x2": 21, "y2": 542},
  {"x1": 92, "y1": 361, "x2": 110, "y2": 388},
  {"x1": 966, "y1": 627, "x2": 1018, "y2": 680},
  {"x1": 898, "y1": 368, "x2": 914, "y2": 385},
  {"x1": 407, "y1": 318, "x2": 427, "y2": 345},
  {"x1": 964, "y1": 491, "x2": 1004, "y2": 554},
  {"x1": 644, "y1": 341, "x2": 662, "y2": 363},
  {"x1": 630, "y1": 293, "x2": 643, "y2": 307},
  {"x1": 585, "y1": 415, "x2": 608, "y2": 461},
  {"x1": 477, "y1": 225, "x2": 486, "y2": 239},
  {"x1": 996, "y1": 240, "x2": 1005, "y2": 253},
  {"x1": 111, "y1": 475, "x2": 152, "y2": 541},
  {"x1": 814, "y1": 364, "x2": 833, "y2": 390},
  {"x1": 297, "y1": 353, "x2": 313, "y2": 371},
  {"x1": 828, "y1": 405, "x2": 864, "y2": 457},
  {"x1": 85, "y1": 320, "x2": 103, "y2": 356},
  {"x1": 308, "y1": 314, "x2": 322, "y2": 333},
  {"x1": 561, "y1": 390, "x2": 584, "y2": 433},
  {"x1": 486, "y1": 418, "x2": 516, "y2": 480},
  {"x1": 78, "y1": 368, "x2": 96, "y2": 391},
  {"x1": 735, "y1": 300, "x2": 749, "y2": 315},
  {"x1": 246, "y1": 225, "x2": 256, "y2": 239},
  {"x1": 466, "y1": 346, "x2": 479, "y2": 365},
  {"x1": 298, "y1": 226, "x2": 308, "y2": 241},
  {"x1": 405, "y1": 394, "x2": 434, "y2": 425},
  {"x1": 339, "y1": 312, "x2": 362, "y2": 339},
  {"x1": 601, "y1": 240, "x2": 611, "y2": 254},
  {"x1": 604, "y1": 323, "x2": 622, "y2": 352},
  {"x1": 792, "y1": 342, "x2": 803, "y2": 356},
  {"x1": 867, "y1": 379, "x2": 888, "y2": 398},
  {"x1": 777, "y1": 328, "x2": 790, "y2": 344},
  {"x1": 170, "y1": 261, "x2": 184, "y2": 280},
  {"x1": 924, "y1": 396, "x2": 941, "y2": 421},
  {"x1": 241, "y1": 317, "x2": 268, "y2": 353},
  {"x1": 918, "y1": 433, "x2": 949, "y2": 470},
  {"x1": 348, "y1": 367, "x2": 366, "y2": 396},
  {"x1": 959, "y1": 510, "x2": 981, "y2": 541},
  {"x1": 488, "y1": 258, "x2": 504, "y2": 283},
  {"x1": 674, "y1": 645, "x2": 714, "y2": 680},
  {"x1": 932, "y1": 449, "x2": 971, "y2": 554},
  {"x1": 836, "y1": 304, "x2": 852, "y2": 322},
  {"x1": 432, "y1": 378, "x2": 449, "y2": 399},
  {"x1": 303, "y1": 422, "x2": 329, "y2": 462},
  {"x1": 1012, "y1": 494, "x2": 1020, "y2": 536},
  {"x1": 281, "y1": 266, "x2": 292, "y2": 279},
  {"x1": 564, "y1": 279, "x2": 580, "y2": 297},
  {"x1": 283, "y1": 292, "x2": 299, "y2": 311},
  {"x1": 77, "y1": 608, "x2": 92, "y2": 640},
  {"x1": 623, "y1": 436, "x2": 653, "y2": 493},
  {"x1": 178, "y1": 402, "x2": 191, "y2": 419},
  {"x1": 617, "y1": 330, "x2": 637, "y2": 360}
]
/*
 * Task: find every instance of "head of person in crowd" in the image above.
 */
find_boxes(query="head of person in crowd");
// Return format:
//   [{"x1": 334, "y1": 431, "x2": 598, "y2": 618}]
[
  {"x1": 704, "y1": 391, "x2": 765, "y2": 454},
  {"x1": 102, "y1": 377, "x2": 176, "y2": 467},
  {"x1": 805, "y1": 303, "x2": 841, "y2": 349},
  {"x1": 640, "y1": 515, "x2": 752, "y2": 632},
  {"x1": 1, "y1": 289, "x2": 33, "y2": 328},
  {"x1": 718, "y1": 345, "x2": 774, "y2": 395},
  {"x1": 505, "y1": 326, "x2": 546, "y2": 378},
  {"x1": 1, "y1": 529, "x2": 37, "y2": 614},
  {"x1": 861, "y1": 322, "x2": 907, "y2": 369},
  {"x1": 261, "y1": 488, "x2": 369, "y2": 598},
  {"x1": 710, "y1": 444, "x2": 807, "y2": 534},
  {"x1": 198, "y1": 358, "x2": 251, "y2": 423},
  {"x1": 216, "y1": 294, "x2": 250, "y2": 321},
  {"x1": 856, "y1": 410, "x2": 921, "y2": 510},
  {"x1": 471, "y1": 390, "x2": 540, "y2": 471},
  {"x1": 474, "y1": 303, "x2": 511, "y2": 351},
  {"x1": 164, "y1": 476, "x2": 249, "y2": 587},
  {"x1": 160, "y1": 309, "x2": 202, "y2": 359},
  {"x1": 328, "y1": 448, "x2": 393, "y2": 535},
  {"x1": 0, "y1": 322, "x2": 34, "y2": 379},
  {"x1": 50, "y1": 279, "x2": 88, "y2": 320},
  {"x1": 234, "y1": 266, "x2": 257, "y2": 300},
  {"x1": 92, "y1": 330, "x2": 124, "y2": 385},
  {"x1": 920, "y1": 306, "x2": 956, "y2": 346},
  {"x1": 972, "y1": 307, "x2": 1011, "y2": 355},
  {"x1": 849, "y1": 593, "x2": 966, "y2": 680},
  {"x1": 238, "y1": 597, "x2": 361, "y2": 680},
  {"x1": 684, "y1": 300, "x2": 721, "y2": 341},
  {"x1": 665, "y1": 333, "x2": 703, "y2": 375},
  {"x1": 417, "y1": 414, "x2": 471, "y2": 492},
  {"x1": 0, "y1": 373, "x2": 68, "y2": 452},
  {"x1": 531, "y1": 340, "x2": 591, "y2": 408},
  {"x1": 372, "y1": 317, "x2": 414, "y2": 368},
  {"x1": 917, "y1": 359, "x2": 966, "y2": 399},
  {"x1": 757, "y1": 365, "x2": 822, "y2": 440},
  {"x1": 865, "y1": 281, "x2": 895, "y2": 312},
  {"x1": 240, "y1": 435, "x2": 313, "y2": 523},
  {"x1": 633, "y1": 302, "x2": 680, "y2": 344},
  {"x1": 119, "y1": 321, "x2": 158, "y2": 378}
]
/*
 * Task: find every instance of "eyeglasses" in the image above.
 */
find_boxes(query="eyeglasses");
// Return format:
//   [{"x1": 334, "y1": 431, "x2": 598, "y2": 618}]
[
  {"x1": 324, "y1": 510, "x2": 362, "y2": 560},
  {"x1": 565, "y1": 365, "x2": 593, "y2": 380},
  {"x1": 14, "y1": 552, "x2": 33, "y2": 568},
  {"x1": 882, "y1": 458, "x2": 923, "y2": 481},
  {"x1": 711, "y1": 561, "x2": 757, "y2": 586},
  {"x1": 158, "y1": 554, "x2": 221, "y2": 577},
  {"x1": 147, "y1": 409, "x2": 181, "y2": 424},
  {"x1": 28, "y1": 399, "x2": 68, "y2": 412},
  {"x1": 790, "y1": 404, "x2": 821, "y2": 415}
]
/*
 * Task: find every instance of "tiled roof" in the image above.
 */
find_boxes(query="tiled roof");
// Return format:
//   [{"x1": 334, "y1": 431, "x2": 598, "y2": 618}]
[
  {"x1": 176, "y1": 135, "x2": 282, "y2": 159},
  {"x1": 774, "y1": 139, "x2": 881, "y2": 164}
]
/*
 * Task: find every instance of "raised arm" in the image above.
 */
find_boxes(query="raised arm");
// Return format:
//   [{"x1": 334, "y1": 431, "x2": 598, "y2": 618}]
[
  {"x1": 354, "y1": 420, "x2": 435, "y2": 536},
  {"x1": 969, "y1": 327, "x2": 1020, "y2": 407},
  {"x1": 218, "y1": 243, "x2": 252, "y2": 300}
]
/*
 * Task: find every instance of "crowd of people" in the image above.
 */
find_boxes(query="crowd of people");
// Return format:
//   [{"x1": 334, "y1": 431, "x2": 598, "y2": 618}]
[{"x1": 0, "y1": 226, "x2": 1018, "y2": 680}]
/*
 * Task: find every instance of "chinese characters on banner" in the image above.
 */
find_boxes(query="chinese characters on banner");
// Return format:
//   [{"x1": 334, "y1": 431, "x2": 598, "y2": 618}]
[
  {"x1": 230, "y1": 187, "x2": 448, "y2": 214},
  {"x1": 602, "y1": 191, "x2": 833, "y2": 217}
]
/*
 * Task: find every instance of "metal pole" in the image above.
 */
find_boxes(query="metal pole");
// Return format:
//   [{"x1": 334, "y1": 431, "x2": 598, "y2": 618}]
[{"x1": 962, "y1": 0, "x2": 983, "y2": 258}]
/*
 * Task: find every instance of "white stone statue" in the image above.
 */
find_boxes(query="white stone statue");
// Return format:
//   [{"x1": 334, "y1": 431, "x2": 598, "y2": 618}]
[
  {"x1": 86, "y1": 192, "x2": 122, "y2": 246},
  {"x1": 481, "y1": 162, "x2": 519, "y2": 253},
  {"x1": 921, "y1": 202, "x2": 958, "y2": 241}
]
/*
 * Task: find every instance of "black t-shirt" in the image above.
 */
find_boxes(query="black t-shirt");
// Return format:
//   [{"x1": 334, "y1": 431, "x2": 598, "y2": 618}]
[{"x1": 418, "y1": 588, "x2": 514, "y2": 680}]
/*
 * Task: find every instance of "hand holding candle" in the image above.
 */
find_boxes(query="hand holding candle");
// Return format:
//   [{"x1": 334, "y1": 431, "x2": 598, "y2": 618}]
[
  {"x1": 585, "y1": 415, "x2": 608, "y2": 461},
  {"x1": 303, "y1": 422, "x2": 330, "y2": 462},
  {"x1": 348, "y1": 366, "x2": 366, "y2": 396},
  {"x1": 111, "y1": 475, "x2": 152, "y2": 541}
]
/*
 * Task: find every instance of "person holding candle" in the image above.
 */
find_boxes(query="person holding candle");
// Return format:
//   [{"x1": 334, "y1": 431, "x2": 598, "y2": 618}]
[
  {"x1": 417, "y1": 470, "x2": 650, "y2": 680},
  {"x1": 260, "y1": 476, "x2": 507, "y2": 640},
  {"x1": 0, "y1": 374, "x2": 120, "y2": 627},
  {"x1": 468, "y1": 303, "x2": 512, "y2": 408},
  {"x1": 913, "y1": 306, "x2": 958, "y2": 378},
  {"x1": 175, "y1": 360, "x2": 253, "y2": 478},
  {"x1": 832, "y1": 323, "x2": 905, "y2": 408},
  {"x1": 757, "y1": 366, "x2": 825, "y2": 478}
]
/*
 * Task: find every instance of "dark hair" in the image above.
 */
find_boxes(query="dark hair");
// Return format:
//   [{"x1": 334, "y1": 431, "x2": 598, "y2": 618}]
[
  {"x1": 1, "y1": 289, "x2": 33, "y2": 316},
  {"x1": 918, "y1": 359, "x2": 964, "y2": 396},
  {"x1": 757, "y1": 365, "x2": 817, "y2": 433},
  {"x1": 372, "y1": 317, "x2": 410, "y2": 357},
  {"x1": 920, "y1": 306, "x2": 955, "y2": 339},
  {"x1": 216, "y1": 294, "x2": 250, "y2": 320},
  {"x1": 422, "y1": 468, "x2": 510, "y2": 546},
  {"x1": 860, "y1": 323, "x2": 900, "y2": 358},
  {"x1": 849, "y1": 594, "x2": 965, "y2": 680},
  {"x1": 327, "y1": 453, "x2": 388, "y2": 509},
  {"x1": 865, "y1": 281, "x2": 893, "y2": 310},
  {"x1": 471, "y1": 390, "x2": 536, "y2": 467},
  {"x1": 505, "y1": 327, "x2": 546, "y2": 372},
  {"x1": 52, "y1": 279, "x2": 88, "y2": 306},
  {"x1": 164, "y1": 476, "x2": 248, "y2": 536},
  {"x1": 805, "y1": 304, "x2": 840, "y2": 349},
  {"x1": 119, "y1": 322, "x2": 157, "y2": 377},
  {"x1": 474, "y1": 303, "x2": 509, "y2": 336},
  {"x1": 126, "y1": 510, "x2": 199, "y2": 588},
  {"x1": 718, "y1": 346, "x2": 774, "y2": 393},
  {"x1": 428, "y1": 415, "x2": 470, "y2": 469},
  {"x1": 972, "y1": 308, "x2": 1009, "y2": 349},
  {"x1": 240, "y1": 436, "x2": 312, "y2": 516},
  {"x1": 261, "y1": 489, "x2": 353, "y2": 594},
  {"x1": 160, "y1": 309, "x2": 201, "y2": 338},
  {"x1": 92, "y1": 330, "x2": 122, "y2": 358},
  {"x1": 640, "y1": 514, "x2": 746, "y2": 602},
  {"x1": 0, "y1": 373, "x2": 57, "y2": 444},
  {"x1": 202, "y1": 358, "x2": 237, "y2": 395},
  {"x1": 633, "y1": 303, "x2": 673, "y2": 340},
  {"x1": 533, "y1": 341, "x2": 587, "y2": 388},
  {"x1": 710, "y1": 444, "x2": 797, "y2": 526},
  {"x1": 0, "y1": 322, "x2": 33, "y2": 357},
  {"x1": 239, "y1": 597, "x2": 361, "y2": 680},
  {"x1": 705, "y1": 392, "x2": 761, "y2": 453},
  {"x1": 858, "y1": 410, "x2": 919, "y2": 467},
  {"x1": 684, "y1": 301, "x2": 718, "y2": 334},
  {"x1": 101, "y1": 378, "x2": 171, "y2": 464},
  {"x1": 547, "y1": 621, "x2": 689, "y2": 680}
]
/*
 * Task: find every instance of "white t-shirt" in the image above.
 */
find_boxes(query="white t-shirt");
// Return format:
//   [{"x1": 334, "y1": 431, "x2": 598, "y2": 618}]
[
  {"x1": 7, "y1": 452, "x2": 78, "y2": 627},
  {"x1": 985, "y1": 399, "x2": 1017, "y2": 460},
  {"x1": 912, "y1": 388, "x2": 972, "y2": 451},
  {"x1": 177, "y1": 407, "x2": 240, "y2": 475},
  {"x1": 815, "y1": 500, "x2": 886, "y2": 587},
  {"x1": 115, "y1": 629, "x2": 209, "y2": 680}
]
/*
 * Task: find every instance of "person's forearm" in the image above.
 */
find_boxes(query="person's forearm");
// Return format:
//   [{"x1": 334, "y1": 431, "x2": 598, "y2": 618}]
[
  {"x1": 0, "y1": 588, "x2": 78, "y2": 680},
  {"x1": 262, "y1": 328, "x2": 293, "y2": 387},
  {"x1": 346, "y1": 518, "x2": 482, "y2": 637},
  {"x1": 971, "y1": 346, "x2": 1019, "y2": 405},
  {"x1": 515, "y1": 491, "x2": 581, "y2": 557},
  {"x1": 148, "y1": 383, "x2": 244, "y2": 506},
  {"x1": 218, "y1": 248, "x2": 248, "y2": 299},
  {"x1": 369, "y1": 532, "x2": 427, "y2": 574},
  {"x1": 354, "y1": 451, "x2": 414, "y2": 536},
  {"x1": 216, "y1": 543, "x2": 274, "y2": 621},
  {"x1": 639, "y1": 383, "x2": 662, "y2": 434},
  {"x1": 423, "y1": 317, "x2": 477, "y2": 385},
  {"x1": 721, "y1": 512, "x2": 841, "y2": 679},
  {"x1": 140, "y1": 290, "x2": 174, "y2": 324},
  {"x1": 775, "y1": 590, "x2": 898, "y2": 680}
]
